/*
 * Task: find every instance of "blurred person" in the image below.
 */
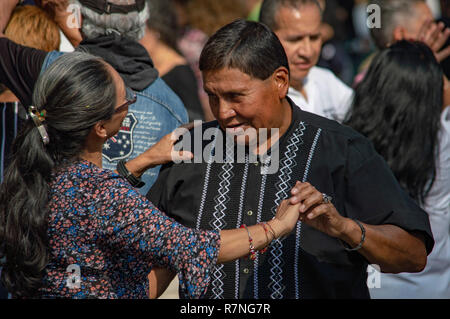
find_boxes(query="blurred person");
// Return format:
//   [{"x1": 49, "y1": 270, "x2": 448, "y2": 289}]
[
  {"x1": 0, "y1": 3, "x2": 61, "y2": 300},
  {"x1": 1, "y1": 4, "x2": 61, "y2": 182},
  {"x1": 0, "y1": 51, "x2": 302, "y2": 298},
  {"x1": 316, "y1": 0, "x2": 356, "y2": 85},
  {"x1": 140, "y1": 0, "x2": 204, "y2": 121},
  {"x1": 147, "y1": 20, "x2": 433, "y2": 299},
  {"x1": 0, "y1": 0, "x2": 189, "y2": 195},
  {"x1": 345, "y1": 41, "x2": 449, "y2": 298},
  {"x1": 176, "y1": 0, "x2": 249, "y2": 122},
  {"x1": 355, "y1": 0, "x2": 450, "y2": 85},
  {"x1": 259, "y1": 0, "x2": 354, "y2": 122}
]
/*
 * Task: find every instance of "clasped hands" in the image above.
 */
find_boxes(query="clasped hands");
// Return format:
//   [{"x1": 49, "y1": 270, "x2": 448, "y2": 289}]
[{"x1": 274, "y1": 181, "x2": 351, "y2": 240}]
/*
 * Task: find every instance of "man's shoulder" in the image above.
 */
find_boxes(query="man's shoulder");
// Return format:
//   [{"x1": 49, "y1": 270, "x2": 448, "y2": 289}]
[
  {"x1": 308, "y1": 66, "x2": 340, "y2": 80},
  {"x1": 308, "y1": 66, "x2": 352, "y2": 92},
  {"x1": 294, "y1": 105, "x2": 367, "y2": 144}
]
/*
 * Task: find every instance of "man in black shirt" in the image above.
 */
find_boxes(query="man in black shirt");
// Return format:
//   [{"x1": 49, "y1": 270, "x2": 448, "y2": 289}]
[{"x1": 147, "y1": 19, "x2": 434, "y2": 299}]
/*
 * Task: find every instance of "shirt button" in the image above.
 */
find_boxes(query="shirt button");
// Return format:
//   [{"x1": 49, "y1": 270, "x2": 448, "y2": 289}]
[
  {"x1": 247, "y1": 210, "x2": 253, "y2": 216},
  {"x1": 243, "y1": 268, "x2": 250, "y2": 274}
]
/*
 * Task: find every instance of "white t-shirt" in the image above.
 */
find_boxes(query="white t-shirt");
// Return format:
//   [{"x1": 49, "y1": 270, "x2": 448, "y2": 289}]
[
  {"x1": 288, "y1": 66, "x2": 354, "y2": 122},
  {"x1": 369, "y1": 106, "x2": 450, "y2": 299}
]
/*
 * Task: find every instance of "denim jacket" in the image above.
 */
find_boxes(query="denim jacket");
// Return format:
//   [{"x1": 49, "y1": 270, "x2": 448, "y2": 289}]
[{"x1": 41, "y1": 51, "x2": 189, "y2": 195}]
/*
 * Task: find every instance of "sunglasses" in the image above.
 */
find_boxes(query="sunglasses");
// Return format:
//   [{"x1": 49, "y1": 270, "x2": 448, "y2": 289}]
[{"x1": 115, "y1": 87, "x2": 137, "y2": 113}]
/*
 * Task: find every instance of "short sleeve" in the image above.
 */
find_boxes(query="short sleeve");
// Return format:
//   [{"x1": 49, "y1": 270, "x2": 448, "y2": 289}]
[
  {"x1": 344, "y1": 136, "x2": 434, "y2": 254},
  {"x1": 101, "y1": 180, "x2": 220, "y2": 299},
  {"x1": 0, "y1": 38, "x2": 47, "y2": 106}
]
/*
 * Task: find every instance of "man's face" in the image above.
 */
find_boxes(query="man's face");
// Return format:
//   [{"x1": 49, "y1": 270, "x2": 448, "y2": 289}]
[
  {"x1": 407, "y1": 1, "x2": 434, "y2": 40},
  {"x1": 273, "y1": 4, "x2": 322, "y2": 89},
  {"x1": 203, "y1": 67, "x2": 289, "y2": 145}
]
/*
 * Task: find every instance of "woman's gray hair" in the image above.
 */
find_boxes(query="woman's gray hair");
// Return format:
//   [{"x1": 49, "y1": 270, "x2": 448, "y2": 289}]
[
  {"x1": 70, "y1": 0, "x2": 149, "y2": 41},
  {"x1": 32, "y1": 51, "x2": 116, "y2": 161}
]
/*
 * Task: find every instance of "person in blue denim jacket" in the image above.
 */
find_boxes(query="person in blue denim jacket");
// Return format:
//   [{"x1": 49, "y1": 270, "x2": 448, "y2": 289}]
[{"x1": 0, "y1": 0, "x2": 189, "y2": 195}]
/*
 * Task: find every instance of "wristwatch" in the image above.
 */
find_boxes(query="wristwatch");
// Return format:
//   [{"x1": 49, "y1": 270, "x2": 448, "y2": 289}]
[{"x1": 116, "y1": 160, "x2": 145, "y2": 188}]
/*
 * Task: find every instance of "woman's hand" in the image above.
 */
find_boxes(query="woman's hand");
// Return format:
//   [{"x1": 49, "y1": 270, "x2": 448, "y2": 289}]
[
  {"x1": 124, "y1": 123, "x2": 195, "y2": 178},
  {"x1": 270, "y1": 199, "x2": 301, "y2": 238},
  {"x1": 289, "y1": 181, "x2": 351, "y2": 238},
  {"x1": 142, "y1": 123, "x2": 195, "y2": 167}
]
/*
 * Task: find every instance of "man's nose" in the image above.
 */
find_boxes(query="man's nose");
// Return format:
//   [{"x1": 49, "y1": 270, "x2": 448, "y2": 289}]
[
  {"x1": 297, "y1": 37, "x2": 313, "y2": 58},
  {"x1": 217, "y1": 100, "x2": 236, "y2": 121}
]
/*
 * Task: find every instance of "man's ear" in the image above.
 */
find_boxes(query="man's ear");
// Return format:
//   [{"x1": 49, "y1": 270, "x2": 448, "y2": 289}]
[
  {"x1": 272, "y1": 66, "x2": 290, "y2": 99},
  {"x1": 392, "y1": 26, "x2": 408, "y2": 44}
]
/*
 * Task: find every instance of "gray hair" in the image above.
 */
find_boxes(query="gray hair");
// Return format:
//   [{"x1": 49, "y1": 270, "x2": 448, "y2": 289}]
[
  {"x1": 33, "y1": 52, "x2": 116, "y2": 160},
  {"x1": 370, "y1": 0, "x2": 425, "y2": 49},
  {"x1": 70, "y1": 0, "x2": 149, "y2": 41},
  {"x1": 259, "y1": 0, "x2": 323, "y2": 31}
]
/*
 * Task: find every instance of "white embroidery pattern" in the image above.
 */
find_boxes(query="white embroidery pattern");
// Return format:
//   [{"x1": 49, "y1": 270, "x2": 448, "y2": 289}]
[
  {"x1": 269, "y1": 123, "x2": 306, "y2": 299},
  {"x1": 294, "y1": 127, "x2": 322, "y2": 298},
  {"x1": 210, "y1": 139, "x2": 235, "y2": 299}
]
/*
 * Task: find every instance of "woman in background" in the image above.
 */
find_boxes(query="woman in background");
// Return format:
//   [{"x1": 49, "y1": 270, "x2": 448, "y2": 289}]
[
  {"x1": 345, "y1": 40, "x2": 450, "y2": 298},
  {"x1": 140, "y1": 0, "x2": 204, "y2": 121}
]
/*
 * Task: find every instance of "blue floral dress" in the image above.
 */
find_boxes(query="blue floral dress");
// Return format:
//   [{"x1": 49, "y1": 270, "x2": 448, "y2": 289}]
[{"x1": 38, "y1": 160, "x2": 220, "y2": 299}]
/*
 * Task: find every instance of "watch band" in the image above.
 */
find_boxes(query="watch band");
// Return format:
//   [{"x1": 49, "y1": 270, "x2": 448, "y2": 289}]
[{"x1": 116, "y1": 160, "x2": 145, "y2": 188}]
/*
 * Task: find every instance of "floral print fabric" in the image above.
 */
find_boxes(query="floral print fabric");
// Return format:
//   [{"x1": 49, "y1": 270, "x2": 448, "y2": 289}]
[{"x1": 38, "y1": 160, "x2": 219, "y2": 299}]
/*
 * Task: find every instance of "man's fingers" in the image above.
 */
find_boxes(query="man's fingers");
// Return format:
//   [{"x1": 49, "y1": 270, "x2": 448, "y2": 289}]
[
  {"x1": 436, "y1": 45, "x2": 450, "y2": 63},
  {"x1": 289, "y1": 183, "x2": 316, "y2": 205},
  {"x1": 299, "y1": 191, "x2": 323, "y2": 213}
]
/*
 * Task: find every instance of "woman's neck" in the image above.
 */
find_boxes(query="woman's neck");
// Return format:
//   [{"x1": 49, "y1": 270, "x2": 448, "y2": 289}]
[{"x1": 80, "y1": 150, "x2": 103, "y2": 168}]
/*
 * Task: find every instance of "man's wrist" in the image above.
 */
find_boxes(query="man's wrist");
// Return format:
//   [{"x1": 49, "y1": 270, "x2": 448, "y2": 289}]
[{"x1": 338, "y1": 218, "x2": 365, "y2": 250}]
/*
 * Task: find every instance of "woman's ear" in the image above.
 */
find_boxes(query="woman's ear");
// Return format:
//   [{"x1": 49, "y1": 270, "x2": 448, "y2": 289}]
[
  {"x1": 93, "y1": 121, "x2": 108, "y2": 139},
  {"x1": 272, "y1": 66, "x2": 290, "y2": 99}
]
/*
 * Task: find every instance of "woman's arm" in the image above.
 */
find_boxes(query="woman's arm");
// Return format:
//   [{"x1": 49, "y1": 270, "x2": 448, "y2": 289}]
[
  {"x1": 0, "y1": 0, "x2": 18, "y2": 35},
  {"x1": 35, "y1": 0, "x2": 83, "y2": 47},
  {"x1": 148, "y1": 267, "x2": 176, "y2": 299},
  {"x1": 148, "y1": 199, "x2": 300, "y2": 298}
]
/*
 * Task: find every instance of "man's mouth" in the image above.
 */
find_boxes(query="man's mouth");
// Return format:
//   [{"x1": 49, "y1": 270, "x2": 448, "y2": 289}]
[
  {"x1": 294, "y1": 61, "x2": 312, "y2": 71},
  {"x1": 225, "y1": 122, "x2": 248, "y2": 134}
]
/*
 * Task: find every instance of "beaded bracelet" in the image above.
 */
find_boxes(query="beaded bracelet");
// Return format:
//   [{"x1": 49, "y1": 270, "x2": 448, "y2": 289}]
[{"x1": 240, "y1": 224, "x2": 257, "y2": 260}]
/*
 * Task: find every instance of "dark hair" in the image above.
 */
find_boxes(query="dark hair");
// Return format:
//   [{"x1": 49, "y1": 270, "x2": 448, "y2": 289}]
[
  {"x1": 259, "y1": 0, "x2": 323, "y2": 31},
  {"x1": 0, "y1": 52, "x2": 116, "y2": 297},
  {"x1": 146, "y1": 0, "x2": 180, "y2": 52},
  {"x1": 344, "y1": 41, "x2": 442, "y2": 204},
  {"x1": 199, "y1": 19, "x2": 289, "y2": 80}
]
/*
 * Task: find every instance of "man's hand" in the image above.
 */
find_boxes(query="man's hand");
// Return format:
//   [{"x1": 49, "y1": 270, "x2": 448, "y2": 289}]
[
  {"x1": 289, "y1": 181, "x2": 351, "y2": 238},
  {"x1": 418, "y1": 18, "x2": 450, "y2": 63}
]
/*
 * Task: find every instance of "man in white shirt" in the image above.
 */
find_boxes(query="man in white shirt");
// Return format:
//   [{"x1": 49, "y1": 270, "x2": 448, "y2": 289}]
[{"x1": 259, "y1": 0, "x2": 353, "y2": 122}]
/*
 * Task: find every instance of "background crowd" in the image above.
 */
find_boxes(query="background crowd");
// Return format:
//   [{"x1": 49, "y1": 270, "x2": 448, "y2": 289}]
[{"x1": 0, "y1": 0, "x2": 448, "y2": 299}]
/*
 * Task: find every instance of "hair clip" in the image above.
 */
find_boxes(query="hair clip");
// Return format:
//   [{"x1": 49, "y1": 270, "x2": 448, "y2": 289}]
[{"x1": 28, "y1": 106, "x2": 50, "y2": 145}]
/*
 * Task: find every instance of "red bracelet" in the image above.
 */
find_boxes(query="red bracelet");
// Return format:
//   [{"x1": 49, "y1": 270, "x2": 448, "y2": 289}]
[
  {"x1": 257, "y1": 222, "x2": 270, "y2": 254},
  {"x1": 240, "y1": 224, "x2": 257, "y2": 260}
]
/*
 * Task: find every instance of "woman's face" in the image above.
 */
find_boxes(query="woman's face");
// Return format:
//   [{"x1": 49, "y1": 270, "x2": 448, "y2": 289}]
[{"x1": 102, "y1": 65, "x2": 132, "y2": 138}]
